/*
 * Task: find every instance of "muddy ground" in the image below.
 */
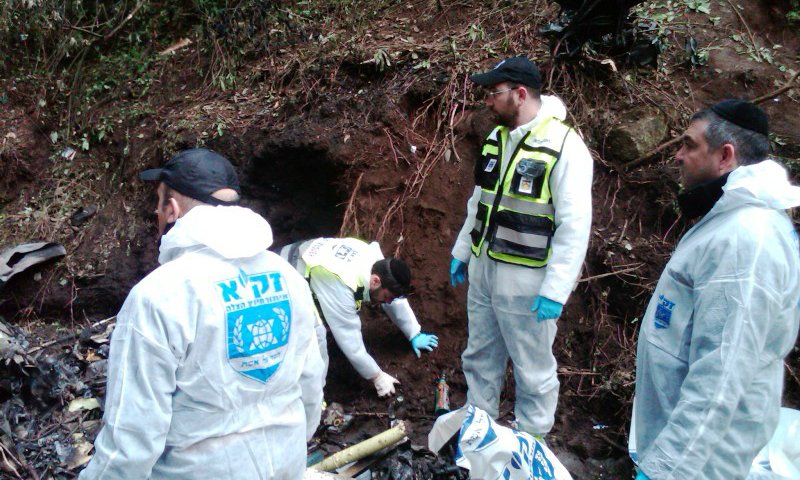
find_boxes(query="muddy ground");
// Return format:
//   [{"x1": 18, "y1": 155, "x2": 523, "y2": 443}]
[{"x1": 1, "y1": 0, "x2": 799, "y2": 478}]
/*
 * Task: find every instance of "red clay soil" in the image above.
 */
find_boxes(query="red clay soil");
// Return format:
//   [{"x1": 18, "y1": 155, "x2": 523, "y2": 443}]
[{"x1": 1, "y1": 0, "x2": 799, "y2": 477}]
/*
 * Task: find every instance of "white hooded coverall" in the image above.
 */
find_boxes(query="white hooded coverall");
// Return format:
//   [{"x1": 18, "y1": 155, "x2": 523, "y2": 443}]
[
  {"x1": 452, "y1": 95, "x2": 593, "y2": 435},
  {"x1": 280, "y1": 238, "x2": 422, "y2": 381},
  {"x1": 633, "y1": 159, "x2": 800, "y2": 479},
  {"x1": 80, "y1": 205, "x2": 324, "y2": 480}
]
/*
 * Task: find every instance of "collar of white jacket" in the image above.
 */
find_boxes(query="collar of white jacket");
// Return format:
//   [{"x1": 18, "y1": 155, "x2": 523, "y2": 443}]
[
  {"x1": 721, "y1": 159, "x2": 800, "y2": 211},
  {"x1": 158, "y1": 205, "x2": 273, "y2": 264}
]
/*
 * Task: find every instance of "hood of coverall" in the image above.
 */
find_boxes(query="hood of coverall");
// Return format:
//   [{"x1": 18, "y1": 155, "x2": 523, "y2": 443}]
[
  {"x1": 538, "y1": 95, "x2": 567, "y2": 123},
  {"x1": 158, "y1": 205, "x2": 273, "y2": 264},
  {"x1": 711, "y1": 159, "x2": 800, "y2": 217}
]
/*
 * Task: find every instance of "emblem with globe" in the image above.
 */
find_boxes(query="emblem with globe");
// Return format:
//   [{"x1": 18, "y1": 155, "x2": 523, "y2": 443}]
[{"x1": 232, "y1": 307, "x2": 290, "y2": 355}]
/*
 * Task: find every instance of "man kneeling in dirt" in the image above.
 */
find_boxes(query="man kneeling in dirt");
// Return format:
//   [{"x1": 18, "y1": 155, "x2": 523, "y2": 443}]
[
  {"x1": 631, "y1": 100, "x2": 800, "y2": 479},
  {"x1": 80, "y1": 149, "x2": 324, "y2": 479},
  {"x1": 279, "y1": 237, "x2": 438, "y2": 397}
]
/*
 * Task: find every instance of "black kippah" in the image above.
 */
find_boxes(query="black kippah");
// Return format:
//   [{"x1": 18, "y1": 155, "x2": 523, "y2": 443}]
[
  {"x1": 388, "y1": 258, "x2": 411, "y2": 291},
  {"x1": 710, "y1": 99, "x2": 769, "y2": 136}
]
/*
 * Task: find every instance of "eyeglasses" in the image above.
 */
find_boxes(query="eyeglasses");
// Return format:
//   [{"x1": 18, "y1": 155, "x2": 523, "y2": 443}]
[{"x1": 485, "y1": 86, "x2": 516, "y2": 98}]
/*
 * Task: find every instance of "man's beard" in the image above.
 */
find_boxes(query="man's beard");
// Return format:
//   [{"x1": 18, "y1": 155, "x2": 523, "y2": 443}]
[
  {"x1": 494, "y1": 111, "x2": 516, "y2": 128},
  {"x1": 493, "y1": 98, "x2": 518, "y2": 128}
]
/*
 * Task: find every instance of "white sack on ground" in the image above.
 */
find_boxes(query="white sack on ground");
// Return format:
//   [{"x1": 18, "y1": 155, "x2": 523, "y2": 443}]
[{"x1": 428, "y1": 404, "x2": 573, "y2": 480}]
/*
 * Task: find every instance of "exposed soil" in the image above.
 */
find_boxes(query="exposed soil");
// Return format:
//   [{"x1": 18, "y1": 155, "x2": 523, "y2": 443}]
[{"x1": 1, "y1": 0, "x2": 799, "y2": 478}]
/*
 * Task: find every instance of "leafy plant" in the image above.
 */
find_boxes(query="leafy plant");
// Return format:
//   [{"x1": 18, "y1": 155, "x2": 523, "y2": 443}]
[
  {"x1": 373, "y1": 48, "x2": 391, "y2": 71},
  {"x1": 788, "y1": 0, "x2": 800, "y2": 24},
  {"x1": 685, "y1": 0, "x2": 710, "y2": 14}
]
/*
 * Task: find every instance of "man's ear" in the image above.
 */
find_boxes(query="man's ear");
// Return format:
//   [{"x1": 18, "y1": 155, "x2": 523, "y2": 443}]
[
  {"x1": 515, "y1": 85, "x2": 527, "y2": 104},
  {"x1": 369, "y1": 274, "x2": 382, "y2": 290},
  {"x1": 165, "y1": 196, "x2": 182, "y2": 223},
  {"x1": 718, "y1": 143, "x2": 738, "y2": 174}
]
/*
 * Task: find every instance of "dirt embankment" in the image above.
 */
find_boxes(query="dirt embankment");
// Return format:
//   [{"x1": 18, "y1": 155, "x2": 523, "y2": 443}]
[{"x1": 1, "y1": 0, "x2": 799, "y2": 477}]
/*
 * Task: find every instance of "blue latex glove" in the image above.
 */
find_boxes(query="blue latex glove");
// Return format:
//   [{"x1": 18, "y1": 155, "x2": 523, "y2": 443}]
[
  {"x1": 531, "y1": 295, "x2": 563, "y2": 321},
  {"x1": 635, "y1": 470, "x2": 650, "y2": 480},
  {"x1": 450, "y1": 258, "x2": 467, "y2": 287},
  {"x1": 410, "y1": 333, "x2": 439, "y2": 358}
]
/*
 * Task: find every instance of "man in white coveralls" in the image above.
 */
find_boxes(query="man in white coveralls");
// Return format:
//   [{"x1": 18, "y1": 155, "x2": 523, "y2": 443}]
[
  {"x1": 449, "y1": 56, "x2": 593, "y2": 438},
  {"x1": 280, "y1": 237, "x2": 438, "y2": 397},
  {"x1": 80, "y1": 148, "x2": 324, "y2": 479},
  {"x1": 632, "y1": 100, "x2": 800, "y2": 480}
]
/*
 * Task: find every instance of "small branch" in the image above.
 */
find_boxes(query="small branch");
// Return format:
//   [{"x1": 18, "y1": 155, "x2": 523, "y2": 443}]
[
  {"x1": 66, "y1": 24, "x2": 103, "y2": 38},
  {"x1": 751, "y1": 69, "x2": 800, "y2": 104},
  {"x1": 785, "y1": 360, "x2": 800, "y2": 390},
  {"x1": 0, "y1": 442, "x2": 38, "y2": 480},
  {"x1": 725, "y1": 0, "x2": 761, "y2": 62},
  {"x1": 557, "y1": 367, "x2": 602, "y2": 376},
  {"x1": 103, "y1": 0, "x2": 144, "y2": 41},
  {"x1": 338, "y1": 172, "x2": 365, "y2": 237},
  {"x1": 383, "y1": 128, "x2": 400, "y2": 168},
  {"x1": 28, "y1": 316, "x2": 116, "y2": 354},
  {"x1": 0, "y1": 443, "x2": 24, "y2": 479},
  {"x1": 623, "y1": 136, "x2": 682, "y2": 171},
  {"x1": 594, "y1": 431, "x2": 627, "y2": 454},
  {"x1": 577, "y1": 264, "x2": 643, "y2": 283}
]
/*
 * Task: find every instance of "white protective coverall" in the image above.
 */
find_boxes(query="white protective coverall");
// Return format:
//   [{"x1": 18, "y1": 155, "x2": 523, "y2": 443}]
[
  {"x1": 452, "y1": 95, "x2": 593, "y2": 435},
  {"x1": 80, "y1": 205, "x2": 325, "y2": 480},
  {"x1": 633, "y1": 159, "x2": 800, "y2": 479},
  {"x1": 281, "y1": 238, "x2": 422, "y2": 381}
]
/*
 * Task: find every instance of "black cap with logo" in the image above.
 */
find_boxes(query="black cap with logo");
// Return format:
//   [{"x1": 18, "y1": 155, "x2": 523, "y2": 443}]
[
  {"x1": 139, "y1": 148, "x2": 240, "y2": 206},
  {"x1": 469, "y1": 56, "x2": 543, "y2": 89}
]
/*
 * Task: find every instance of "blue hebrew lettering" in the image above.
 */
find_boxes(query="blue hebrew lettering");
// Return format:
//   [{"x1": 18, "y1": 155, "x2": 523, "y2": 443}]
[
  {"x1": 654, "y1": 294, "x2": 675, "y2": 329},
  {"x1": 219, "y1": 280, "x2": 240, "y2": 302}
]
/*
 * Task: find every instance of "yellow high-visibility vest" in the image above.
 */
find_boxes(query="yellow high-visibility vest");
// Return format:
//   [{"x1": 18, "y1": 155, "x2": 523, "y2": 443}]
[
  {"x1": 301, "y1": 238, "x2": 372, "y2": 310},
  {"x1": 470, "y1": 116, "x2": 572, "y2": 267}
]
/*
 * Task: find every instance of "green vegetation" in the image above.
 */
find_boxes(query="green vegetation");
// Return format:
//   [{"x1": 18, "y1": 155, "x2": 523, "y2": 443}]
[{"x1": 789, "y1": 0, "x2": 800, "y2": 24}]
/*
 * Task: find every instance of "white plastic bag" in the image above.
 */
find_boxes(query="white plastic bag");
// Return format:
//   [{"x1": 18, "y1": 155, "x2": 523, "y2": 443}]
[
  {"x1": 747, "y1": 408, "x2": 800, "y2": 480},
  {"x1": 428, "y1": 405, "x2": 573, "y2": 480},
  {"x1": 630, "y1": 405, "x2": 800, "y2": 480}
]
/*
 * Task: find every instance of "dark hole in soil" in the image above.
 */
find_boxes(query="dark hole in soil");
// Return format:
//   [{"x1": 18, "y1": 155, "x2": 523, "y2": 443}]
[{"x1": 244, "y1": 146, "x2": 347, "y2": 247}]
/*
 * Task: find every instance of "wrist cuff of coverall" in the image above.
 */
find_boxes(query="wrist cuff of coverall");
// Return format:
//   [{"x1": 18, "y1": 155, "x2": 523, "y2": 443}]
[{"x1": 537, "y1": 283, "x2": 570, "y2": 306}]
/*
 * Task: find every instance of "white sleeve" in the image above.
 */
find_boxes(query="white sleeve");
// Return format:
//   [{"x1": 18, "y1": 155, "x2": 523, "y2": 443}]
[
  {"x1": 381, "y1": 298, "x2": 422, "y2": 340},
  {"x1": 79, "y1": 292, "x2": 178, "y2": 480},
  {"x1": 451, "y1": 186, "x2": 481, "y2": 262},
  {"x1": 309, "y1": 269, "x2": 381, "y2": 380},
  {"x1": 295, "y1": 280, "x2": 325, "y2": 441},
  {"x1": 538, "y1": 130, "x2": 593, "y2": 304}
]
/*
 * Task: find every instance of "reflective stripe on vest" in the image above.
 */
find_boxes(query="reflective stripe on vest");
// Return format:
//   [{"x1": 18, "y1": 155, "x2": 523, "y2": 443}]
[
  {"x1": 301, "y1": 238, "x2": 369, "y2": 310},
  {"x1": 470, "y1": 116, "x2": 572, "y2": 268}
]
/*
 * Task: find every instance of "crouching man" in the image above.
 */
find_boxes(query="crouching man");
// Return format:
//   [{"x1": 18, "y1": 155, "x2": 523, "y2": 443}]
[{"x1": 280, "y1": 237, "x2": 438, "y2": 397}]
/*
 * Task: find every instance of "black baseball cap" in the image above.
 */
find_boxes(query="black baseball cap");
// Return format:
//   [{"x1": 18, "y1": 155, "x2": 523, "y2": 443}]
[
  {"x1": 139, "y1": 148, "x2": 240, "y2": 205},
  {"x1": 710, "y1": 99, "x2": 769, "y2": 136},
  {"x1": 469, "y1": 56, "x2": 543, "y2": 89}
]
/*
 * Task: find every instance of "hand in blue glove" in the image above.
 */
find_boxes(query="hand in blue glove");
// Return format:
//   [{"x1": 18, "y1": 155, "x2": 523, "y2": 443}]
[
  {"x1": 450, "y1": 258, "x2": 467, "y2": 287},
  {"x1": 531, "y1": 295, "x2": 563, "y2": 321},
  {"x1": 635, "y1": 470, "x2": 651, "y2": 480},
  {"x1": 410, "y1": 333, "x2": 439, "y2": 358}
]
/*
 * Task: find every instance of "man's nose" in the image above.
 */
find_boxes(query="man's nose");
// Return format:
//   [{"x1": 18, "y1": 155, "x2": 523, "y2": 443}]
[{"x1": 674, "y1": 147, "x2": 685, "y2": 164}]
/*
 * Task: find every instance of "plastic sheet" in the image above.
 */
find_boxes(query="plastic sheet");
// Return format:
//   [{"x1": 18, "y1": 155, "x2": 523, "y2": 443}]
[{"x1": 429, "y1": 405, "x2": 573, "y2": 480}]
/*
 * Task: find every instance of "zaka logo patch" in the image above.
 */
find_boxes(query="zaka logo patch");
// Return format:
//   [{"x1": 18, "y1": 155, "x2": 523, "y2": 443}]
[
  {"x1": 218, "y1": 269, "x2": 291, "y2": 383},
  {"x1": 654, "y1": 294, "x2": 675, "y2": 329}
]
